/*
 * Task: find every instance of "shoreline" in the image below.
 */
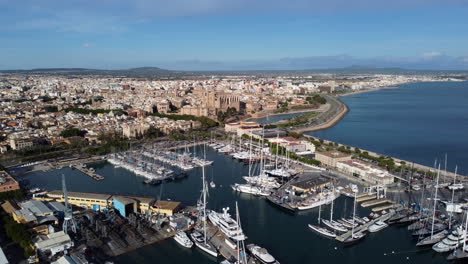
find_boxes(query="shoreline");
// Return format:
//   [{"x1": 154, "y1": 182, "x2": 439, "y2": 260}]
[{"x1": 292, "y1": 100, "x2": 349, "y2": 133}]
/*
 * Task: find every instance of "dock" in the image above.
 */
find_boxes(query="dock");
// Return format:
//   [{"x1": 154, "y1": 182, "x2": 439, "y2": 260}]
[
  {"x1": 72, "y1": 165, "x2": 105, "y2": 180},
  {"x1": 356, "y1": 194, "x2": 377, "y2": 202},
  {"x1": 372, "y1": 204, "x2": 395, "y2": 212},
  {"x1": 361, "y1": 199, "x2": 392, "y2": 208},
  {"x1": 336, "y1": 211, "x2": 394, "y2": 242}
]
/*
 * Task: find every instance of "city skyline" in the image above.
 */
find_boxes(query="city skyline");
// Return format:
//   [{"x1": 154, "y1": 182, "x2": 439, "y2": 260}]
[{"x1": 1, "y1": 0, "x2": 468, "y2": 70}]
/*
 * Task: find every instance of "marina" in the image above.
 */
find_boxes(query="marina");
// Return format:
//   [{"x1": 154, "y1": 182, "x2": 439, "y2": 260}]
[{"x1": 20, "y1": 144, "x2": 461, "y2": 263}]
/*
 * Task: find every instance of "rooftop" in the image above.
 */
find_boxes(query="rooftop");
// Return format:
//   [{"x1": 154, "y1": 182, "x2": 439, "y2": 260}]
[{"x1": 316, "y1": 151, "x2": 351, "y2": 159}]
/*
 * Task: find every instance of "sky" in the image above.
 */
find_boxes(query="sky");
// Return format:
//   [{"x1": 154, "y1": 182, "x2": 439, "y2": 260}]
[{"x1": 1, "y1": 0, "x2": 468, "y2": 70}]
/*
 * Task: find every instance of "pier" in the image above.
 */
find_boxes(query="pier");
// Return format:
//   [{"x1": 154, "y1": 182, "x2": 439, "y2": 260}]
[
  {"x1": 71, "y1": 164, "x2": 105, "y2": 180},
  {"x1": 361, "y1": 199, "x2": 392, "y2": 208},
  {"x1": 356, "y1": 194, "x2": 377, "y2": 203},
  {"x1": 336, "y1": 211, "x2": 394, "y2": 242}
]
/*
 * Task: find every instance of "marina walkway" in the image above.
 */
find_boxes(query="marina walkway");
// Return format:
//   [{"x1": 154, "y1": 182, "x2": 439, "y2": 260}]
[{"x1": 336, "y1": 211, "x2": 394, "y2": 242}]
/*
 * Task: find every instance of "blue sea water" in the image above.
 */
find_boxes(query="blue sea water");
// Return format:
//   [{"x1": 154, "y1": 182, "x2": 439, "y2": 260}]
[{"x1": 308, "y1": 81, "x2": 468, "y2": 175}]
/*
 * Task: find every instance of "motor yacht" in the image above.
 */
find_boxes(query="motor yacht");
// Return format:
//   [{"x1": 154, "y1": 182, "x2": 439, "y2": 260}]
[
  {"x1": 368, "y1": 220, "x2": 388, "y2": 233},
  {"x1": 246, "y1": 244, "x2": 280, "y2": 264},
  {"x1": 174, "y1": 231, "x2": 193, "y2": 248},
  {"x1": 231, "y1": 183, "x2": 271, "y2": 196},
  {"x1": 208, "y1": 208, "x2": 247, "y2": 241}
]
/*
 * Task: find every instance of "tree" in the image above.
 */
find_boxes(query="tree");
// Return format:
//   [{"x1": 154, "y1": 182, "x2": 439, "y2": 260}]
[
  {"x1": 60, "y1": 127, "x2": 86, "y2": 138},
  {"x1": 287, "y1": 132, "x2": 302, "y2": 139}
]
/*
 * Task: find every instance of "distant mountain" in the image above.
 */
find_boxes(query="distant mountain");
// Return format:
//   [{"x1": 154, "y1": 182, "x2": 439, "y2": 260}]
[
  {"x1": 0, "y1": 66, "x2": 466, "y2": 77},
  {"x1": 0, "y1": 66, "x2": 179, "y2": 78}
]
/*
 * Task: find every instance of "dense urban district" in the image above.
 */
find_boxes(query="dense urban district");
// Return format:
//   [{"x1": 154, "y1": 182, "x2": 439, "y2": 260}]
[{"x1": 0, "y1": 69, "x2": 467, "y2": 264}]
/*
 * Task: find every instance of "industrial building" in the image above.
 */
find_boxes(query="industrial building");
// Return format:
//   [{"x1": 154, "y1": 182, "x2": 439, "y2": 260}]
[
  {"x1": 291, "y1": 175, "x2": 332, "y2": 193},
  {"x1": 12, "y1": 200, "x2": 58, "y2": 226},
  {"x1": 34, "y1": 231, "x2": 73, "y2": 256},
  {"x1": 35, "y1": 191, "x2": 180, "y2": 216}
]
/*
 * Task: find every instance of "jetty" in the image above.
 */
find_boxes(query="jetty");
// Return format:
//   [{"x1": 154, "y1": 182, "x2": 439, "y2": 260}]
[
  {"x1": 356, "y1": 194, "x2": 377, "y2": 203},
  {"x1": 72, "y1": 164, "x2": 104, "y2": 180},
  {"x1": 336, "y1": 211, "x2": 394, "y2": 242},
  {"x1": 361, "y1": 199, "x2": 392, "y2": 208}
]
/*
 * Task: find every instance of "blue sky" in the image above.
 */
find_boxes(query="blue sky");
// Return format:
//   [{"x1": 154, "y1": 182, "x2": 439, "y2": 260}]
[{"x1": 1, "y1": 0, "x2": 468, "y2": 70}]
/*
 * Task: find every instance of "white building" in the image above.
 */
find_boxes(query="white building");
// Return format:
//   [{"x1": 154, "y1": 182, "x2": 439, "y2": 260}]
[{"x1": 337, "y1": 159, "x2": 395, "y2": 185}]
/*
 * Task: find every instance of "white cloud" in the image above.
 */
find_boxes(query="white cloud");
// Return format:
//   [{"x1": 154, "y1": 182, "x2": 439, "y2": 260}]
[{"x1": 82, "y1": 43, "x2": 93, "y2": 48}]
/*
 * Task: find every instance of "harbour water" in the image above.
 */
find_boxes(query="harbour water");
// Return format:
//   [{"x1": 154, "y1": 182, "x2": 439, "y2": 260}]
[
  {"x1": 309, "y1": 81, "x2": 468, "y2": 175},
  {"x1": 22, "y1": 146, "x2": 449, "y2": 264}
]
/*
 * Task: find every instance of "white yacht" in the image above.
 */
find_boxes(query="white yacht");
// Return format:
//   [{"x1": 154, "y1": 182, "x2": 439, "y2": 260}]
[
  {"x1": 266, "y1": 168, "x2": 291, "y2": 178},
  {"x1": 321, "y1": 219, "x2": 348, "y2": 233},
  {"x1": 243, "y1": 176, "x2": 280, "y2": 189},
  {"x1": 208, "y1": 207, "x2": 247, "y2": 241},
  {"x1": 368, "y1": 220, "x2": 389, "y2": 233},
  {"x1": 416, "y1": 230, "x2": 449, "y2": 246},
  {"x1": 246, "y1": 244, "x2": 280, "y2": 264},
  {"x1": 231, "y1": 183, "x2": 271, "y2": 196},
  {"x1": 190, "y1": 231, "x2": 218, "y2": 257},
  {"x1": 433, "y1": 227, "x2": 466, "y2": 253},
  {"x1": 296, "y1": 191, "x2": 339, "y2": 210},
  {"x1": 174, "y1": 231, "x2": 193, "y2": 248},
  {"x1": 448, "y1": 183, "x2": 464, "y2": 191}
]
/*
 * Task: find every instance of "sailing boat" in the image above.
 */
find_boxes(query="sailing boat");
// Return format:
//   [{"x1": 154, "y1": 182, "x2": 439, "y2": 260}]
[
  {"x1": 321, "y1": 186, "x2": 348, "y2": 233},
  {"x1": 416, "y1": 165, "x2": 449, "y2": 246},
  {"x1": 343, "y1": 190, "x2": 366, "y2": 245},
  {"x1": 308, "y1": 202, "x2": 337, "y2": 238},
  {"x1": 191, "y1": 165, "x2": 218, "y2": 257}
]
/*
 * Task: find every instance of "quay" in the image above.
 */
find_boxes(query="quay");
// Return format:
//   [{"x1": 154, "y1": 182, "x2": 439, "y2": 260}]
[
  {"x1": 71, "y1": 164, "x2": 104, "y2": 180},
  {"x1": 336, "y1": 210, "x2": 394, "y2": 242}
]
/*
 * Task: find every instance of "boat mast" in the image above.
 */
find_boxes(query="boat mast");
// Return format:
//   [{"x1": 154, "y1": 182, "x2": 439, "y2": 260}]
[
  {"x1": 248, "y1": 130, "x2": 253, "y2": 178},
  {"x1": 330, "y1": 185, "x2": 334, "y2": 221},
  {"x1": 448, "y1": 165, "x2": 458, "y2": 229},
  {"x1": 275, "y1": 132, "x2": 279, "y2": 170},
  {"x1": 318, "y1": 187, "x2": 322, "y2": 224},
  {"x1": 463, "y1": 209, "x2": 468, "y2": 252},
  {"x1": 259, "y1": 128, "x2": 264, "y2": 177},
  {"x1": 444, "y1": 153, "x2": 448, "y2": 185},
  {"x1": 236, "y1": 201, "x2": 247, "y2": 264},
  {"x1": 430, "y1": 164, "x2": 441, "y2": 239},
  {"x1": 202, "y1": 165, "x2": 207, "y2": 244},
  {"x1": 351, "y1": 190, "x2": 357, "y2": 237}
]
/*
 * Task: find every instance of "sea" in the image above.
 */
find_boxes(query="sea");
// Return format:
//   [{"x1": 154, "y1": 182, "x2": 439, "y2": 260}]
[
  {"x1": 308, "y1": 81, "x2": 468, "y2": 175},
  {"x1": 19, "y1": 81, "x2": 468, "y2": 264}
]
